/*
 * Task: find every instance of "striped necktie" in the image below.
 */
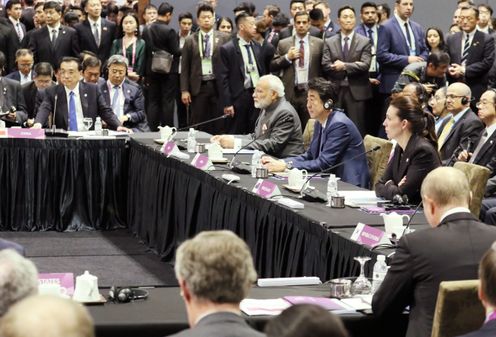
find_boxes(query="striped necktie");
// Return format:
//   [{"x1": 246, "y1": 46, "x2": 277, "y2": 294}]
[{"x1": 461, "y1": 34, "x2": 470, "y2": 65}]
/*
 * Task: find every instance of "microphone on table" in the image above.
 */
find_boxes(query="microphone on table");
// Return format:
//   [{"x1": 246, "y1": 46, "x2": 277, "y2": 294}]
[
  {"x1": 445, "y1": 136, "x2": 471, "y2": 167},
  {"x1": 45, "y1": 93, "x2": 68, "y2": 138},
  {"x1": 299, "y1": 145, "x2": 381, "y2": 203},
  {"x1": 228, "y1": 115, "x2": 292, "y2": 174},
  {"x1": 177, "y1": 114, "x2": 230, "y2": 131}
]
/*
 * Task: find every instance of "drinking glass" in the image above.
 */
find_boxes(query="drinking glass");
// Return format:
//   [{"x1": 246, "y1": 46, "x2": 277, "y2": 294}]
[
  {"x1": 83, "y1": 118, "x2": 93, "y2": 131},
  {"x1": 351, "y1": 256, "x2": 372, "y2": 295}
]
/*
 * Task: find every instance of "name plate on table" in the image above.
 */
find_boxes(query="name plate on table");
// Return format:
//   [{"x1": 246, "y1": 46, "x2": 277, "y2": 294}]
[
  {"x1": 350, "y1": 222, "x2": 387, "y2": 248},
  {"x1": 252, "y1": 179, "x2": 281, "y2": 199},
  {"x1": 38, "y1": 272, "x2": 75, "y2": 296},
  {"x1": 191, "y1": 153, "x2": 214, "y2": 171},
  {"x1": 8, "y1": 128, "x2": 45, "y2": 139}
]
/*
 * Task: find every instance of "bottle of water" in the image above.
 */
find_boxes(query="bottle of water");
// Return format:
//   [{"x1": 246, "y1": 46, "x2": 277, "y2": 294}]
[
  {"x1": 372, "y1": 255, "x2": 388, "y2": 293},
  {"x1": 251, "y1": 150, "x2": 262, "y2": 178},
  {"x1": 94, "y1": 117, "x2": 102, "y2": 135},
  {"x1": 187, "y1": 128, "x2": 196, "y2": 153},
  {"x1": 326, "y1": 174, "x2": 338, "y2": 205}
]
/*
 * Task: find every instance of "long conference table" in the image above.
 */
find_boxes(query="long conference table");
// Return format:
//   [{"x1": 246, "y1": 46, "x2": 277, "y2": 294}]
[{"x1": 0, "y1": 133, "x2": 428, "y2": 281}]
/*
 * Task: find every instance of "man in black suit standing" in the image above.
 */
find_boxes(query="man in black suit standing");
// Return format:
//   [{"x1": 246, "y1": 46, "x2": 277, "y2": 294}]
[
  {"x1": 29, "y1": 1, "x2": 79, "y2": 70},
  {"x1": 438, "y1": 83, "x2": 484, "y2": 164},
  {"x1": 20, "y1": 0, "x2": 35, "y2": 32},
  {"x1": 321, "y1": 5, "x2": 372, "y2": 136},
  {"x1": 278, "y1": 0, "x2": 321, "y2": 41},
  {"x1": 373, "y1": 166, "x2": 496, "y2": 337},
  {"x1": 180, "y1": 3, "x2": 230, "y2": 134},
  {"x1": 33, "y1": 57, "x2": 129, "y2": 132},
  {"x1": 5, "y1": 0, "x2": 25, "y2": 44},
  {"x1": 217, "y1": 12, "x2": 265, "y2": 134},
  {"x1": 75, "y1": 0, "x2": 116, "y2": 65},
  {"x1": 447, "y1": 5, "x2": 494, "y2": 108},
  {"x1": 142, "y1": 2, "x2": 180, "y2": 131},
  {"x1": 0, "y1": 51, "x2": 28, "y2": 127},
  {"x1": 143, "y1": 2, "x2": 181, "y2": 131}
]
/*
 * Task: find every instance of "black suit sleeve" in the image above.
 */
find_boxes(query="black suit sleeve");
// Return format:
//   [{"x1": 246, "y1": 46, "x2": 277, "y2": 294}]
[
  {"x1": 34, "y1": 88, "x2": 51, "y2": 127},
  {"x1": 372, "y1": 235, "x2": 415, "y2": 318}
]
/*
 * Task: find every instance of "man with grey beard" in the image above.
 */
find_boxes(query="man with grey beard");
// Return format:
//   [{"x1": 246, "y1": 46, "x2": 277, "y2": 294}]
[{"x1": 211, "y1": 74, "x2": 304, "y2": 158}]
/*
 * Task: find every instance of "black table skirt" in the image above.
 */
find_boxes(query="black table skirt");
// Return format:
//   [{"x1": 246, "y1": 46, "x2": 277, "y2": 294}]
[
  {"x1": 127, "y1": 139, "x2": 376, "y2": 280},
  {"x1": 0, "y1": 138, "x2": 128, "y2": 231}
]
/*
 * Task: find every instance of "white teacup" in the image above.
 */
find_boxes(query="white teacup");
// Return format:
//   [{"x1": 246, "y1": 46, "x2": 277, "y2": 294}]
[
  {"x1": 39, "y1": 283, "x2": 68, "y2": 297},
  {"x1": 381, "y1": 212, "x2": 410, "y2": 239},
  {"x1": 72, "y1": 271, "x2": 100, "y2": 302},
  {"x1": 288, "y1": 168, "x2": 308, "y2": 189},
  {"x1": 158, "y1": 125, "x2": 177, "y2": 141},
  {"x1": 208, "y1": 142, "x2": 224, "y2": 160}
]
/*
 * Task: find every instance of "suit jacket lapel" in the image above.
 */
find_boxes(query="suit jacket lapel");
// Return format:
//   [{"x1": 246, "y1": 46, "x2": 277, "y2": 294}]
[
  {"x1": 56, "y1": 85, "x2": 68, "y2": 129},
  {"x1": 84, "y1": 20, "x2": 98, "y2": 51},
  {"x1": 333, "y1": 35, "x2": 343, "y2": 60},
  {"x1": 234, "y1": 38, "x2": 245, "y2": 78},
  {"x1": 392, "y1": 17, "x2": 409, "y2": 54},
  {"x1": 348, "y1": 34, "x2": 359, "y2": 60},
  {"x1": 397, "y1": 135, "x2": 416, "y2": 178},
  {"x1": 475, "y1": 130, "x2": 496, "y2": 162},
  {"x1": 454, "y1": 33, "x2": 462, "y2": 64},
  {"x1": 78, "y1": 84, "x2": 89, "y2": 117}
]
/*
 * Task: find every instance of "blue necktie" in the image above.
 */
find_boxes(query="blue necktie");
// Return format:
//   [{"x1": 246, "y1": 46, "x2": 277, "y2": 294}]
[
  {"x1": 244, "y1": 44, "x2": 254, "y2": 65},
  {"x1": 112, "y1": 85, "x2": 120, "y2": 116},
  {"x1": 68, "y1": 91, "x2": 78, "y2": 131}
]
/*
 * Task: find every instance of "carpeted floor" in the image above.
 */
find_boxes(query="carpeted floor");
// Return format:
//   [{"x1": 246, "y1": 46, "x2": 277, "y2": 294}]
[{"x1": 0, "y1": 230, "x2": 178, "y2": 287}]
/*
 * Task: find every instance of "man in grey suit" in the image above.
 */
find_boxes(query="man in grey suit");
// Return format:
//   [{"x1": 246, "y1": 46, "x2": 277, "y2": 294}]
[
  {"x1": 321, "y1": 5, "x2": 372, "y2": 136},
  {"x1": 180, "y1": 3, "x2": 230, "y2": 134},
  {"x1": 270, "y1": 10, "x2": 323, "y2": 129},
  {"x1": 211, "y1": 75, "x2": 304, "y2": 159},
  {"x1": 169, "y1": 230, "x2": 263, "y2": 337}
]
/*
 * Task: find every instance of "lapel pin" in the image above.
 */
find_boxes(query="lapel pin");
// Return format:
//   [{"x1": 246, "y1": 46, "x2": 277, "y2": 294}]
[
  {"x1": 127, "y1": 89, "x2": 130, "y2": 94},
  {"x1": 405, "y1": 158, "x2": 409, "y2": 163},
  {"x1": 103, "y1": 26, "x2": 108, "y2": 31},
  {"x1": 84, "y1": 93, "x2": 88, "y2": 97},
  {"x1": 62, "y1": 30, "x2": 66, "y2": 34}
]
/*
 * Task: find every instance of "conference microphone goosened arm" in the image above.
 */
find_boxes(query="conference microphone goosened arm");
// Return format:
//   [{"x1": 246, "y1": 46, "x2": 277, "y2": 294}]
[
  {"x1": 177, "y1": 114, "x2": 230, "y2": 132},
  {"x1": 52, "y1": 94, "x2": 58, "y2": 133}
]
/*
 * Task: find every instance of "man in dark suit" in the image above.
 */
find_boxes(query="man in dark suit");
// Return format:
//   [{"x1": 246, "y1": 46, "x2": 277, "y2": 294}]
[
  {"x1": 446, "y1": 5, "x2": 495, "y2": 108},
  {"x1": 20, "y1": 0, "x2": 35, "y2": 32},
  {"x1": 314, "y1": 1, "x2": 339, "y2": 36},
  {"x1": 278, "y1": 0, "x2": 321, "y2": 41},
  {"x1": 0, "y1": 51, "x2": 28, "y2": 127},
  {"x1": 5, "y1": 0, "x2": 26, "y2": 44},
  {"x1": 376, "y1": 0, "x2": 428, "y2": 96},
  {"x1": 0, "y1": 18, "x2": 20, "y2": 74},
  {"x1": 271, "y1": 11, "x2": 322, "y2": 129},
  {"x1": 212, "y1": 75, "x2": 304, "y2": 158},
  {"x1": 263, "y1": 77, "x2": 370, "y2": 188},
  {"x1": 98, "y1": 55, "x2": 149, "y2": 132},
  {"x1": 180, "y1": 3, "x2": 230, "y2": 134},
  {"x1": 438, "y1": 83, "x2": 484, "y2": 164},
  {"x1": 5, "y1": 48, "x2": 34, "y2": 84},
  {"x1": 33, "y1": 57, "x2": 129, "y2": 132},
  {"x1": 321, "y1": 5, "x2": 372, "y2": 136},
  {"x1": 29, "y1": 1, "x2": 79, "y2": 70},
  {"x1": 75, "y1": 0, "x2": 116, "y2": 65},
  {"x1": 217, "y1": 12, "x2": 266, "y2": 134},
  {"x1": 356, "y1": 1, "x2": 383, "y2": 136},
  {"x1": 21, "y1": 62, "x2": 54, "y2": 124},
  {"x1": 169, "y1": 230, "x2": 263, "y2": 337},
  {"x1": 373, "y1": 166, "x2": 496, "y2": 337},
  {"x1": 142, "y1": 2, "x2": 180, "y2": 131}
]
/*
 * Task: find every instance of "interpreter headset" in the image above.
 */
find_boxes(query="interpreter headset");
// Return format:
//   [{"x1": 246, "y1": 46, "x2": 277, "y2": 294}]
[
  {"x1": 108, "y1": 286, "x2": 149, "y2": 303},
  {"x1": 323, "y1": 98, "x2": 334, "y2": 110}
]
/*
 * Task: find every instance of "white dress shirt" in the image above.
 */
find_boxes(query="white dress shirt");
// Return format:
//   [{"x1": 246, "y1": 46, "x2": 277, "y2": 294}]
[
  {"x1": 395, "y1": 13, "x2": 416, "y2": 54},
  {"x1": 108, "y1": 80, "x2": 124, "y2": 117},
  {"x1": 64, "y1": 83, "x2": 84, "y2": 131}
]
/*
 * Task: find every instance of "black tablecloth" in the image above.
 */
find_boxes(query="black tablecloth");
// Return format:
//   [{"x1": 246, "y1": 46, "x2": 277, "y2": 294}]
[
  {"x1": 89, "y1": 286, "x2": 408, "y2": 337},
  {"x1": 126, "y1": 139, "x2": 426, "y2": 280},
  {"x1": 0, "y1": 138, "x2": 128, "y2": 231}
]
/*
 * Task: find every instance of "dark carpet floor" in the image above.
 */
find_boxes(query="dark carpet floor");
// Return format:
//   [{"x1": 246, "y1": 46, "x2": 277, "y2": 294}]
[{"x1": 0, "y1": 230, "x2": 178, "y2": 287}]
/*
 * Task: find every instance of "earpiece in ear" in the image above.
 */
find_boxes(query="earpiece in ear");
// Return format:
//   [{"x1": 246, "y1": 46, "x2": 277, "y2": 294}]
[{"x1": 323, "y1": 99, "x2": 333, "y2": 110}]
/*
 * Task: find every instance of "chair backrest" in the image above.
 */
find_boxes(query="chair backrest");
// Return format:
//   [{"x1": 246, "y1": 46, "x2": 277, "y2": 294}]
[
  {"x1": 363, "y1": 135, "x2": 393, "y2": 189},
  {"x1": 453, "y1": 161, "x2": 491, "y2": 217},
  {"x1": 431, "y1": 280, "x2": 485, "y2": 337},
  {"x1": 303, "y1": 119, "x2": 316, "y2": 151}
]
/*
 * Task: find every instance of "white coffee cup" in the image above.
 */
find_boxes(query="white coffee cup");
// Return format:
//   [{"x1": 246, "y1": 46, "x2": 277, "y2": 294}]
[
  {"x1": 233, "y1": 138, "x2": 242, "y2": 151},
  {"x1": 208, "y1": 142, "x2": 224, "y2": 160},
  {"x1": 288, "y1": 168, "x2": 308, "y2": 189},
  {"x1": 158, "y1": 125, "x2": 177, "y2": 141},
  {"x1": 38, "y1": 283, "x2": 68, "y2": 297},
  {"x1": 381, "y1": 212, "x2": 410, "y2": 239},
  {"x1": 72, "y1": 271, "x2": 100, "y2": 302}
]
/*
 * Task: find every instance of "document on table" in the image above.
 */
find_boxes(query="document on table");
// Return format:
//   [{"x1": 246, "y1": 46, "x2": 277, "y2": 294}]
[
  {"x1": 339, "y1": 190, "x2": 386, "y2": 205},
  {"x1": 340, "y1": 295, "x2": 373, "y2": 310}
]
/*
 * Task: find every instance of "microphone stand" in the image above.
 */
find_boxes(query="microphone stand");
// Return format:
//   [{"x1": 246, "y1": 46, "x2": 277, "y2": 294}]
[
  {"x1": 177, "y1": 114, "x2": 229, "y2": 131},
  {"x1": 45, "y1": 93, "x2": 68, "y2": 138}
]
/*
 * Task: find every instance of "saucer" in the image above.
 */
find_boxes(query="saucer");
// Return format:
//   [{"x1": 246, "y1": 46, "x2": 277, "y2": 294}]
[
  {"x1": 154, "y1": 139, "x2": 165, "y2": 145},
  {"x1": 73, "y1": 293, "x2": 107, "y2": 305},
  {"x1": 283, "y1": 184, "x2": 304, "y2": 193},
  {"x1": 211, "y1": 157, "x2": 229, "y2": 164}
]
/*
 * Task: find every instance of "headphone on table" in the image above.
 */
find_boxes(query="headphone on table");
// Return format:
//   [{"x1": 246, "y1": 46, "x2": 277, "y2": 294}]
[
  {"x1": 108, "y1": 286, "x2": 149, "y2": 303},
  {"x1": 323, "y1": 98, "x2": 334, "y2": 110}
]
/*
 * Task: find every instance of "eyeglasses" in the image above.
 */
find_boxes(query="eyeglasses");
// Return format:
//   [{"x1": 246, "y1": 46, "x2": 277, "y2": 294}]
[
  {"x1": 476, "y1": 99, "x2": 494, "y2": 107},
  {"x1": 445, "y1": 94, "x2": 466, "y2": 100}
]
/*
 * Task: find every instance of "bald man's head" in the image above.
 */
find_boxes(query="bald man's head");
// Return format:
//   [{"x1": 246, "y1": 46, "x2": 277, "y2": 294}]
[
  {"x1": 0, "y1": 295, "x2": 95, "y2": 337},
  {"x1": 446, "y1": 82, "x2": 472, "y2": 114},
  {"x1": 422, "y1": 166, "x2": 470, "y2": 210}
]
